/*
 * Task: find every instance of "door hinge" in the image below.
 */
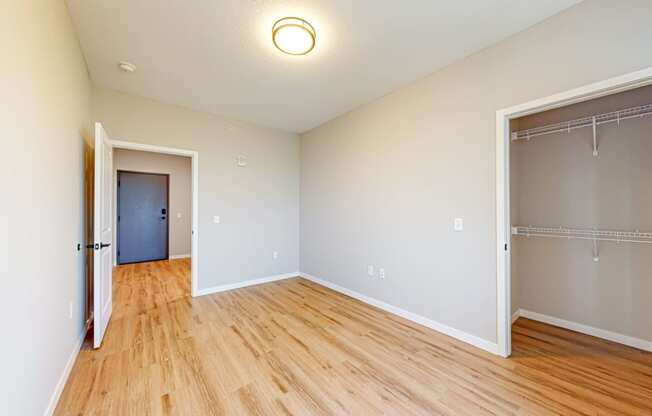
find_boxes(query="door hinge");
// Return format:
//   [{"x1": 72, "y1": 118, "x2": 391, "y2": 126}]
[
  {"x1": 505, "y1": 243, "x2": 508, "y2": 251},
  {"x1": 118, "y1": 215, "x2": 120, "y2": 222}
]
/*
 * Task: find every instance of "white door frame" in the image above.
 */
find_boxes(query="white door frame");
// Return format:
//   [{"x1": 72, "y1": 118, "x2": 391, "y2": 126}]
[
  {"x1": 110, "y1": 139, "x2": 200, "y2": 297},
  {"x1": 495, "y1": 66, "x2": 652, "y2": 357}
]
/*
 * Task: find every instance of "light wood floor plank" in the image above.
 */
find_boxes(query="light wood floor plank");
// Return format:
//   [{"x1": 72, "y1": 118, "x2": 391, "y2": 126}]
[{"x1": 55, "y1": 259, "x2": 652, "y2": 415}]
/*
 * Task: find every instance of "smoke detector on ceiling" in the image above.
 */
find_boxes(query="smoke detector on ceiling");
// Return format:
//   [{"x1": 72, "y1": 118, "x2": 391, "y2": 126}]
[{"x1": 117, "y1": 61, "x2": 136, "y2": 73}]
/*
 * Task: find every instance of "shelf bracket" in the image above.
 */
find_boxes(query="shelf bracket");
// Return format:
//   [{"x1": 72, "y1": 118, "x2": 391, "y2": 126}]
[
  {"x1": 592, "y1": 238, "x2": 599, "y2": 262},
  {"x1": 592, "y1": 116, "x2": 598, "y2": 157}
]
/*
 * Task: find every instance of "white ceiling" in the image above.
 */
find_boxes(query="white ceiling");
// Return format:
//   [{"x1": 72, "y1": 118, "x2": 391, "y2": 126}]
[{"x1": 67, "y1": 0, "x2": 580, "y2": 133}]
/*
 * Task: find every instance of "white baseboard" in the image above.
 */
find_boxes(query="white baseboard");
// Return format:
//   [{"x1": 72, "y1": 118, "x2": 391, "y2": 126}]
[
  {"x1": 44, "y1": 332, "x2": 85, "y2": 416},
  {"x1": 194, "y1": 272, "x2": 299, "y2": 297},
  {"x1": 519, "y1": 309, "x2": 652, "y2": 353},
  {"x1": 169, "y1": 254, "x2": 191, "y2": 260},
  {"x1": 512, "y1": 309, "x2": 521, "y2": 324},
  {"x1": 299, "y1": 272, "x2": 499, "y2": 355}
]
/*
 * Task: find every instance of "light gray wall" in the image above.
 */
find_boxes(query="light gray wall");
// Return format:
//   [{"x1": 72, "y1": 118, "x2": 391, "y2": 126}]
[
  {"x1": 92, "y1": 87, "x2": 300, "y2": 290},
  {"x1": 300, "y1": 0, "x2": 652, "y2": 345},
  {"x1": 0, "y1": 1, "x2": 91, "y2": 414},
  {"x1": 511, "y1": 85, "x2": 652, "y2": 342},
  {"x1": 114, "y1": 149, "x2": 192, "y2": 262},
  {"x1": 510, "y1": 136, "x2": 521, "y2": 317}
]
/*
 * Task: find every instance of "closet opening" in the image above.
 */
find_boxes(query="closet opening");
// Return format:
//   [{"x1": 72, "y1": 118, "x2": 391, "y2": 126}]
[{"x1": 496, "y1": 68, "x2": 652, "y2": 357}]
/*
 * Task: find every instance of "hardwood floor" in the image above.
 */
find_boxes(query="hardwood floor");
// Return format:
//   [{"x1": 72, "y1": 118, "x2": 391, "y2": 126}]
[{"x1": 55, "y1": 259, "x2": 652, "y2": 415}]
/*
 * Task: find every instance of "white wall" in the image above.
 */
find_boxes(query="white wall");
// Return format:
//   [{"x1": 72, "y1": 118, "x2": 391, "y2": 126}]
[
  {"x1": 0, "y1": 1, "x2": 91, "y2": 414},
  {"x1": 114, "y1": 149, "x2": 192, "y2": 262},
  {"x1": 511, "y1": 85, "x2": 652, "y2": 342},
  {"x1": 92, "y1": 87, "x2": 300, "y2": 291},
  {"x1": 300, "y1": 0, "x2": 652, "y2": 347}
]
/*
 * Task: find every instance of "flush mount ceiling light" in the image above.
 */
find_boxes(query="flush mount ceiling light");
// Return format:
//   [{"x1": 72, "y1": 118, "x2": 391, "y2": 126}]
[
  {"x1": 272, "y1": 17, "x2": 316, "y2": 56},
  {"x1": 117, "y1": 61, "x2": 136, "y2": 73}
]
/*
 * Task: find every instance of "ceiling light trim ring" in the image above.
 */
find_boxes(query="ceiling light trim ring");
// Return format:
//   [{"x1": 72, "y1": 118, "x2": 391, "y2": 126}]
[{"x1": 272, "y1": 17, "x2": 316, "y2": 56}]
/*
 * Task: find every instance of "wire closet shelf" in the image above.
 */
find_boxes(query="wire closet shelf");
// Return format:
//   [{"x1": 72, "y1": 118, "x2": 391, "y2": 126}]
[
  {"x1": 511, "y1": 103, "x2": 652, "y2": 141},
  {"x1": 512, "y1": 226, "x2": 652, "y2": 244}
]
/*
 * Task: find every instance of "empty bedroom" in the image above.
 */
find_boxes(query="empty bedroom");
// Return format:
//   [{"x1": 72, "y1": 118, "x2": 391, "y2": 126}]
[{"x1": 2, "y1": 1, "x2": 652, "y2": 415}]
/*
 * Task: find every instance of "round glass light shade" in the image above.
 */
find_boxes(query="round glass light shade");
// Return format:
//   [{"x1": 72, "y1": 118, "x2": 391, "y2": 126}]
[{"x1": 272, "y1": 17, "x2": 316, "y2": 55}]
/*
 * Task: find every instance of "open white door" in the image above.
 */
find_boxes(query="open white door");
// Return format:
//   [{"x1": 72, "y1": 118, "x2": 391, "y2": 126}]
[{"x1": 93, "y1": 122, "x2": 113, "y2": 348}]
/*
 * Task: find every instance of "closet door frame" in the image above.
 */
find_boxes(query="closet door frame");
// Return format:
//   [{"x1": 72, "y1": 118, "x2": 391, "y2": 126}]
[{"x1": 494, "y1": 66, "x2": 652, "y2": 358}]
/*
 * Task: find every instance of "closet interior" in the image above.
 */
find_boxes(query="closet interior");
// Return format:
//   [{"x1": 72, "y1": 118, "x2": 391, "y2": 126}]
[{"x1": 510, "y1": 84, "x2": 652, "y2": 351}]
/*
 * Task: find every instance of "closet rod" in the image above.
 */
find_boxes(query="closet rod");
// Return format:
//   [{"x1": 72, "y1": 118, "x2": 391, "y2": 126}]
[
  {"x1": 511, "y1": 103, "x2": 652, "y2": 141},
  {"x1": 512, "y1": 226, "x2": 652, "y2": 244}
]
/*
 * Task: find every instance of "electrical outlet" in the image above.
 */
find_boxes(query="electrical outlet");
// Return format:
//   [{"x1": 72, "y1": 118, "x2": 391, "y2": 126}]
[
  {"x1": 379, "y1": 268, "x2": 385, "y2": 279},
  {"x1": 454, "y1": 218, "x2": 464, "y2": 231},
  {"x1": 213, "y1": 215, "x2": 221, "y2": 224},
  {"x1": 273, "y1": 251, "x2": 279, "y2": 259},
  {"x1": 69, "y1": 301, "x2": 73, "y2": 319},
  {"x1": 367, "y1": 265, "x2": 374, "y2": 276}
]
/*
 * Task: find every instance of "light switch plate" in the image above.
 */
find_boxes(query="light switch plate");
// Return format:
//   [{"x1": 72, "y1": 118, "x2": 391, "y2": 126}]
[
  {"x1": 454, "y1": 218, "x2": 464, "y2": 231},
  {"x1": 213, "y1": 216, "x2": 220, "y2": 224}
]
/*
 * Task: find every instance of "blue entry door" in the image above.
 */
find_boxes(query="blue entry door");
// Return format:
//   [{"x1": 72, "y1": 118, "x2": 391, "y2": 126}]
[{"x1": 117, "y1": 171, "x2": 169, "y2": 264}]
